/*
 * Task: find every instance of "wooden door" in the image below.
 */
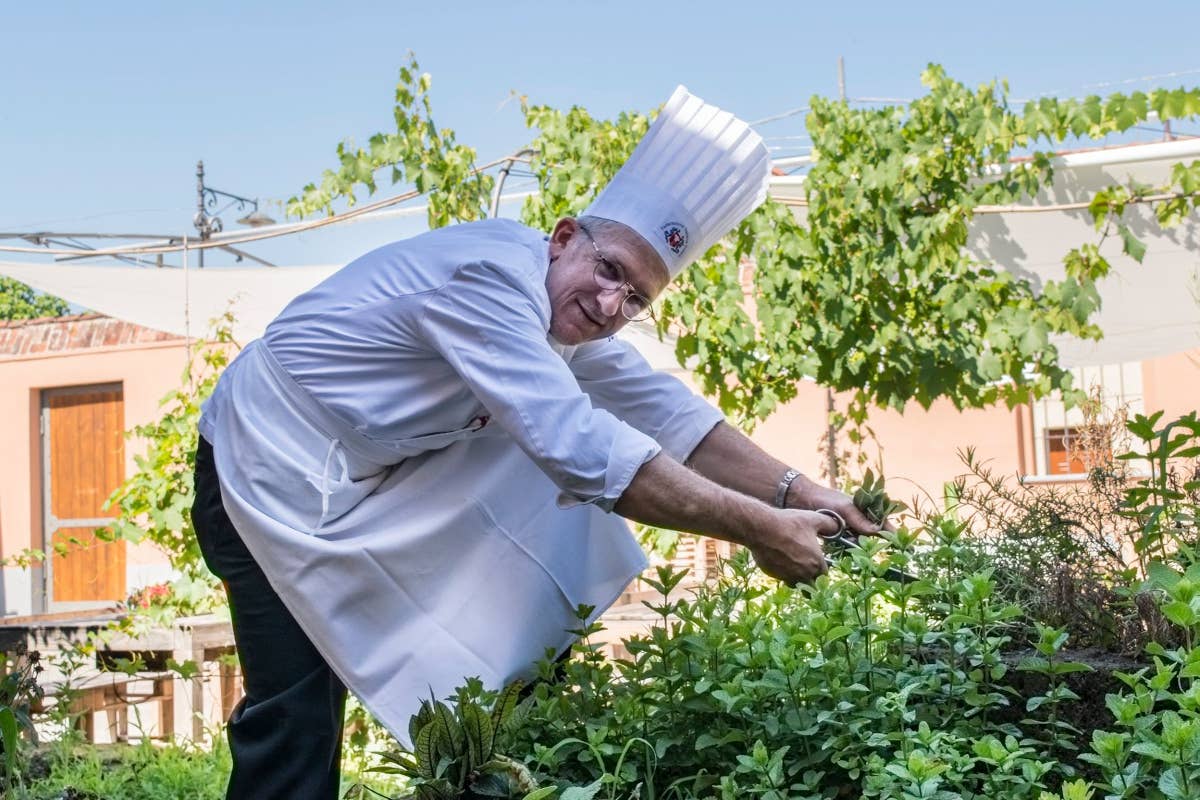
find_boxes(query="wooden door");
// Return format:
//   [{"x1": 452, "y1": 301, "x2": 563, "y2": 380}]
[{"x1": 40, "y1": 384, "x2": 126, "y2": 609}]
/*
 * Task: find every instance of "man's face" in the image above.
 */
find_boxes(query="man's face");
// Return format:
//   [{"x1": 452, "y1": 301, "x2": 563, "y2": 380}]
[{"x1": 545, "y1": 218, "x2": 670, "y2": 345}]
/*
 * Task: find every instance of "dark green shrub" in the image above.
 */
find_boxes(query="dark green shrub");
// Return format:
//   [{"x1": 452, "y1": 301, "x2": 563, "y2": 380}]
[
  {"x1": 0, "y1": 653, "x2": 44, "y2": 794},
  {"x1": 498, "y1": 535, "x2": 1080, "y2": 800}
]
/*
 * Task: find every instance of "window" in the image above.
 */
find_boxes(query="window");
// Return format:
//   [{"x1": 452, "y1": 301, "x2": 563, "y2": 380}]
[
  {"x1": 1030, "y1": 362, "x2": 1142, "y2": 478},
  {"x1": 1044, "y1": 427, "x2": 1085, "y2": 475}
]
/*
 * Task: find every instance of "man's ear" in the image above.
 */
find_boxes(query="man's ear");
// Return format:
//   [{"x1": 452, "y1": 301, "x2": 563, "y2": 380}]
[{"x1": 547, "y1": 217, "x2": 579, "y2": 260}]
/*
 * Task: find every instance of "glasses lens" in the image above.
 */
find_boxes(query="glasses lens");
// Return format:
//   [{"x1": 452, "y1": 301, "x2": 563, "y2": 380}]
[
  {"x1": 593, "y1": 261, "x2": 624, "y2": 290},
  {"x1": 621, "y1": 295, "x2": 653, "y2": 322}
]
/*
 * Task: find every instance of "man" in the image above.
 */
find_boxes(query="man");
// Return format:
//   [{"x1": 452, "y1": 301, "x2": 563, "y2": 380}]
[{"x1": 192, "y1": 86, "x2": 877, "y2": 799}]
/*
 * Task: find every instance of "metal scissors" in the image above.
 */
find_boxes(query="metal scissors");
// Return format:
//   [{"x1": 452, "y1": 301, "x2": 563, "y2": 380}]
[{"x1": 814, "y1": 508, "x2": 917, "y2": 584}]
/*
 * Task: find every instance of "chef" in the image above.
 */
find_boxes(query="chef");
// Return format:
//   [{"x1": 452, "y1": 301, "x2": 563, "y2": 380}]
[{"x1": 192, "y1": 86, "x2": 878, "y2": 800}]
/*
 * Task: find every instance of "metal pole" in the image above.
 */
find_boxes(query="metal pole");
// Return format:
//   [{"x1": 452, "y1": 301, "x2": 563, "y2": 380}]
[
  {"x1": 489, "y1": 149, "x2": 534, "y2": 218},
  {"x1": 826, "y1": 389, "x2": 840, "y2": 489},
  {"x1": 826, "y1": 58, "x2": 847, "y2": 488},
  {"x1": 195, "y1": 161, "x2": 206, "y2": 268}
]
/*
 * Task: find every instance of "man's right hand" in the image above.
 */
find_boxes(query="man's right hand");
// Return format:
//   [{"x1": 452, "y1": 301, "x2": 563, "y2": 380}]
[
  {"x1": 616, "y1": 453, "x2": 841, "y2": 586},
  {"x1": 748, "y1": 508, "x2": 840, "y2": 585}
]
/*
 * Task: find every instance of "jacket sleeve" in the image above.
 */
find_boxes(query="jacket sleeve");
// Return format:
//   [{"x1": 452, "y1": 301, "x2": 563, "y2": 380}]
[
  {"x1": 417, "y1": 259, "x2": 660, "y2": 511},
  {"x1": 568, "y1": 336, "x2": 724, "y2": 463}
]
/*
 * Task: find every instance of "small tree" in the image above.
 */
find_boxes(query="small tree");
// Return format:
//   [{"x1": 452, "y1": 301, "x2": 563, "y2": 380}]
[
  {"x1": 102, "y1": 310, "x2": 239, "y2": 614},
  {"x1": 0, "y1": 277, "x2": 68, "y2": 320},
  {"x1": 288, "y1": 60, "x2": 1200, "y2": 437},
  {"x1": 669, "y1": 67, "x2": 1200, "y2": 429},
  {"x1": 287, "y1": 53, "x2": 493, "y2": 229}
]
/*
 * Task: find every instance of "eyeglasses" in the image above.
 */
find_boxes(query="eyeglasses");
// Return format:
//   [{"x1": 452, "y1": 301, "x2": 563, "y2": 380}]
[{"x1": 576, "y1": 223, "x2": 655, "y2": 322}]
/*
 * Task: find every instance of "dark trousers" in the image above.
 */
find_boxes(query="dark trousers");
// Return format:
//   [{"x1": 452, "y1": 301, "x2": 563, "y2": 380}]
[{"x1": 192, "y1": 436, "x2": 348, "y2": 800}]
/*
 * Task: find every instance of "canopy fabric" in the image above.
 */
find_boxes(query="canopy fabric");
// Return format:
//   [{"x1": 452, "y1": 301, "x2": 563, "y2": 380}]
[
  {"x1": 0, "y1": 261, "x2": 338, "y2": 346},
  {"x1": 0, "y1": 260, "x2": 687, "y2": 371},
  {"x1": 1, "y1": 139, "x2": 1198, "y2": 368}
]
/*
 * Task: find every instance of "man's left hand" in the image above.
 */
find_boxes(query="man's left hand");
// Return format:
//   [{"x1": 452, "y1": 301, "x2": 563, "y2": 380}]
[{"x1": 787, "y1": 477, "x2": 888, "y2": 536}]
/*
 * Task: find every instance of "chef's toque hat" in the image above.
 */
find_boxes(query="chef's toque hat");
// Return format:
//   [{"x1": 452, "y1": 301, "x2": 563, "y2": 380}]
[{"x1": 583, "y1": 85, "x2": 771, "y2": 279}]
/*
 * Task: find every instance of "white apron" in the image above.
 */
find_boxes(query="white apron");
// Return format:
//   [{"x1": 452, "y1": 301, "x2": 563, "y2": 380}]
[{"x1": 206, "y1": 339, "x2": 648, "y2": 744}]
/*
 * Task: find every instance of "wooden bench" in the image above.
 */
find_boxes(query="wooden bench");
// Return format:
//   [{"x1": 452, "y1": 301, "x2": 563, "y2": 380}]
[
  {"x1": 0, "y1": 611, "x2": 240, "y2": 743},
  {"x1": 31, "y1": 670, "x2": 176, "y2": 742}
]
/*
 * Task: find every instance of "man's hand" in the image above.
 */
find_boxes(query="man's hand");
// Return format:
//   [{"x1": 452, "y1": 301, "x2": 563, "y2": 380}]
[
  {"x1": 748, "y1": 508, "x2": 841, "y2": 585},
  {"x1": 789, "y1": 478, "x2": 889, "y2": 535},
  {"x1": 682, "y1": 423, "x2": 894, "y2": 536}
]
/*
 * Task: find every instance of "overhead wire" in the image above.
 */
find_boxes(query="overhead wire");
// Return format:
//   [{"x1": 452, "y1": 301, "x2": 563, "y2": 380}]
[
  {"x1": 772, "y1": 190, "x2": 1192, "y2": 215},
  {"x1": 0, "y1": 155, "x2": 516, "y2": 258},
  {"x1": 5, "y1": 69, "x2": 1199, "y2": 261},
  {"x1": 1078, "y1": 67, "x2": 1200, "y2": 91}
]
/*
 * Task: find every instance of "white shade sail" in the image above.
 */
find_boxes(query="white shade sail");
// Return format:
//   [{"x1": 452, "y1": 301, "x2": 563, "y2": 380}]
[
  {"x1": 0, "y1": 261, "x2": 340, "y2": 346},
  {"x1": 2, "y1": 139, "x2": 1198, "y2": 368}
]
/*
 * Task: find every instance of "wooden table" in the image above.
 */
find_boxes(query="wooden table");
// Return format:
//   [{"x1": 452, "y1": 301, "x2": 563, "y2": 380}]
[{"x1": 0, "y1": 610, "x2": 239, "y2": 743}]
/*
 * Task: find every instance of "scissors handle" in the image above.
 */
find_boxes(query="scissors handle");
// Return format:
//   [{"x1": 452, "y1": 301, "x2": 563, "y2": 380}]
[
  {"x1": 814, "y1": 508, "x2": 849, "y2": 539},
  {"x1": 814, "y1": 507, "x2": 917, "y2": 584}
]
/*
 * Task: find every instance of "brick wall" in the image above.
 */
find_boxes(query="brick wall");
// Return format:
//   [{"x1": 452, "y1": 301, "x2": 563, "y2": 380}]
[{"x1": 0, "y1": 314, "x2": 181, "y2": 358}]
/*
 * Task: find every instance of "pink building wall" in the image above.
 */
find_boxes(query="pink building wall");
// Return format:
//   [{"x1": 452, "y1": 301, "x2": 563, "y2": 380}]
[
  {"x1": 748, "y1": 384, "x2": 1026, "y2": 511},
  {"x1": 0, "y1": 316, "x2": 189, "y2": 616},
  {"x1": 747, "y1": 351, "x2": 1199, "y2": 507},
  {"x1": 1143, "y1": 351, "x2": 1200, "y2": 421},
  {"x1": 2, "y1": 312, "x2": 1196, "y2": 616}
]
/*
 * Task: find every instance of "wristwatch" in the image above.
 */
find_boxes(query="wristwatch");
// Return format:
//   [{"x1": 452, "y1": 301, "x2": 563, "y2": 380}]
[{"x1": 773, "y1": 468, "x2": 802, "y2": 508}]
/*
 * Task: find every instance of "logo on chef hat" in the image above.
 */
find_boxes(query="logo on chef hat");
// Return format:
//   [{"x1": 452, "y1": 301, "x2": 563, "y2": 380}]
[{"x1": 660, "y1": 222, "x2": 688, "y2": 256}]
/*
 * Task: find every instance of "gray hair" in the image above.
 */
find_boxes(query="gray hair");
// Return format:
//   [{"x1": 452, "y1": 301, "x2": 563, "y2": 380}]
[
  {"x1": 576, "y1": 215, "x2": 633, "y2": 240},
  {"x1": 577, "y1": 215, "x2": 669, "y2": 283}
]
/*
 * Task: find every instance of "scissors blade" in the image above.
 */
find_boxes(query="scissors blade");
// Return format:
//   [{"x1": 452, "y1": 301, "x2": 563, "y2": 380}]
[{"x1": 822, "y1": 534, "x2": 918, "y2": 584}]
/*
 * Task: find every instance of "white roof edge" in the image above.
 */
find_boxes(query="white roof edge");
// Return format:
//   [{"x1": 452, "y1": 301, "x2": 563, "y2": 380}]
[
  {"x1": 767, "y1": 138, "x2": 1200, "y2": 174},
  {"x1": 1052, "y1": 137, "x2": 1200, "y2": 168},
  {"x1": 767, "y1": 138, "x2": 1200, "y2": 192}
]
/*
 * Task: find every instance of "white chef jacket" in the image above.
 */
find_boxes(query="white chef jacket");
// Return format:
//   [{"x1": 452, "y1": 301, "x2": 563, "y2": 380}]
[{"x1": 199, "y1": 218, "x2": 722, "y2": 743}]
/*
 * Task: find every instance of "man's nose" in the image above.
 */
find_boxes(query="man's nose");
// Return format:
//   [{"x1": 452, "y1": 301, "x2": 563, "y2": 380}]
[{"x1": 596, "y1": 288, "x2": 624, "y2": 318}]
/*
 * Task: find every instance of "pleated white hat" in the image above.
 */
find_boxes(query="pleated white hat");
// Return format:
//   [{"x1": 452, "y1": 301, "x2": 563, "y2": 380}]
[{"x1": 584, "y1": 85, "x2": 771, "y2": 279}]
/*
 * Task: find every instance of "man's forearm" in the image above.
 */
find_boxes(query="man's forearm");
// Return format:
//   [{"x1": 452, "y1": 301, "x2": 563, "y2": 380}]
[
  {"x1": 614, "y1": 449, "x2": 835, "y2": 584},
  {"x1": 613, "y1": 451, "x2": 775, "y2": 549},
  {"x1": 682, "y1": 421, "x2": 883, "y2": 537},
  {"x1": 683, "y1": 421, "x2": 820, "y2": 509}
]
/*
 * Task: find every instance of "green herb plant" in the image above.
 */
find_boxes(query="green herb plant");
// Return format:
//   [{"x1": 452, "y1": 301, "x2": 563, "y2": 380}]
[
  {"x1": 102, "y1": 309, "x2": 239, "y2": 617},
  {"x1": 365, "y1": 681, "x2": 542, "y2": 800},
  {"x1": 0, "y1": 653, "x2": 44, "y2": 796},
  {"x1": 851, "y1": 469, "x2": 903, "y2": 528},
  {"x1": 1078, "y1": 560, "x2": 1200, "y2": 800},
  {"x1": 499, "y1": 541, "x2": 1075, "y2": 800}
]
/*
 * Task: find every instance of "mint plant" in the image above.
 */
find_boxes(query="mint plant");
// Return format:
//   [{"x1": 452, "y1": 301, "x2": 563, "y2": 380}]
[
  {"x1": 1079, "y1": 561, "x2": 1200, "y2": 799},
  {"x1": 852, "y1": 468, "x2": 902, "y2": 527},
  {"x1": 365, "y1": 681, "x2": 541, "y2": 800}
]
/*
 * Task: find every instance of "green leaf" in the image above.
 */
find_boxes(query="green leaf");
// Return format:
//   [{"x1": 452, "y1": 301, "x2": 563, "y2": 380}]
[
  {"x1": 559, "y1": 779, "x2": 604, "y2": 800},
  {"x1": 166, "y1": 658, "x2": 199, "y2": 680},
  {"x1": 1131, "y1": 741, "x2": 1178, "y2": 764},
  {"x1": 460, "y1": 701, "x2": 494, "y2": 768},
  {"x1": 1148, "y1": 561, "x2": 1184, "y2": 593},
  {"x1": 1162, "y1": 600, "x2": 1198, "y2": 628},
  {"x1": 1118, "y1": 224, "x2": 1148, "y2": 263},
  {"x1": 0, "y1": 706, "x2": 18, "y2": 775},
  {"x1": 1049, "y1": 661, "x2": 1094, "y2": 676},
  {"x1": 470, "y1": 771, "x2": 516, "y2": 797},
  {"x1": 1158, "y1": 767, "x2": 1189, "y2": 799},
  {"x1": 415, "y1": 724, "x2": 438, "y2": 779}
]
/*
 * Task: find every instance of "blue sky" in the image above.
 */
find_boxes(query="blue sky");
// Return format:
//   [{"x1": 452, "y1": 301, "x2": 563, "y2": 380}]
[{"x1": 3, "y1": 0, "x2": 1199, "y2": 267}]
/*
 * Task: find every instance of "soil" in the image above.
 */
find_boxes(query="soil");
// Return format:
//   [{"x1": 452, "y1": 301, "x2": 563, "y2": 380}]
[{"x1": 998, "y1": 647, "x2": 1148, "y2": 743}]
